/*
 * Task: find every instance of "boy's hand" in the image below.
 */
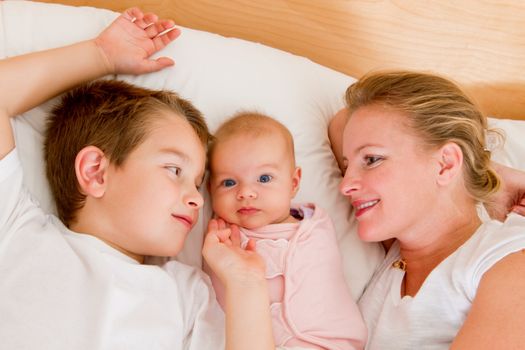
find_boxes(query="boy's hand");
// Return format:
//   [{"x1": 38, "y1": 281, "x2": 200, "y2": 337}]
[
  {"x1": 94, "y1": 8, "x2": 181, "y2": 75},
  {"x1": 202, "y1": 218, "x2": 266, "y2": 287}
]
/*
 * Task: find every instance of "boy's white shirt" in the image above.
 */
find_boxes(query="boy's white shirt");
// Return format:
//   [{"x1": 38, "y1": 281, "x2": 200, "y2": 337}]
[{"x1": 0, "y1": 148, "x2": 225, "y2": 349}]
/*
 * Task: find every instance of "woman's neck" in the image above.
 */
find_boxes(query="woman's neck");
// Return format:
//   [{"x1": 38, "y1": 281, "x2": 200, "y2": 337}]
[{"x1": 398, "y1": 205, "x2": 482, "y2": 297}]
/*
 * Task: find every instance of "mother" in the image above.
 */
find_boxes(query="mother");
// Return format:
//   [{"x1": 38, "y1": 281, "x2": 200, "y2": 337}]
[{"x1": 329, "y1": 71, "x2": 525, "y2": 349}]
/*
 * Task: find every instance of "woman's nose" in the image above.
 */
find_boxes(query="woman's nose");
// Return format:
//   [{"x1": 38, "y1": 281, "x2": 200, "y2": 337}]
[{"x1": 339, "y1": 169, "x2": 360, "y2": 197}]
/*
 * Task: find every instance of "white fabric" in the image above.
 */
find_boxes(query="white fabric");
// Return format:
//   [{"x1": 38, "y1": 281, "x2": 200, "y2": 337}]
[
  {"x1": 1, "y1": 0, "x2": 525, "y2": 302},
  {"x1": 0, "y1": 149, "x2": 225, "y2": 350},
  {"x1": 358, "y1": 214, "x2": 525, "y2": 350}
]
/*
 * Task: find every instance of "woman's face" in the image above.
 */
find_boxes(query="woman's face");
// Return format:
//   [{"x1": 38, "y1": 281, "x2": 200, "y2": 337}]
[{"x1": 339, "y1": 104, "x2": 440, "y2": 243}]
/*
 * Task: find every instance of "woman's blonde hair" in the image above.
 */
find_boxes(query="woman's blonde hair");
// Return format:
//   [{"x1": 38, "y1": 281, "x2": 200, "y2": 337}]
[{"x1": 345, "y1": 70, "x2": 500, "y2": 203}]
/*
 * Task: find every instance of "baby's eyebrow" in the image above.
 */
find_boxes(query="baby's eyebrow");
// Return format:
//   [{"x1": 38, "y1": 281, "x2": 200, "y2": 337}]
[{"x1": 256, "y1": 162, "x2": 280, "y2": 170}]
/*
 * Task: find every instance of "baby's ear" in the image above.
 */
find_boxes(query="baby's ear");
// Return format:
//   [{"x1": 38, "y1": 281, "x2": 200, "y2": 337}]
[
  {"x1": 291, "y1": 166, "x2": 302, "y2": 197},
  {"x1": 436, "y1": 142, "x2": 463, "y2": 186},
  {"x1": 75, "y1": 146, "x2": 109, "y2": 198}
]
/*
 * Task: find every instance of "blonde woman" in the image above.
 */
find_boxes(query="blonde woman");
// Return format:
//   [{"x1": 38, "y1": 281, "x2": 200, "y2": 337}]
[{"x1": 330, "y1": 71, "x2": 525, "y2": 349}]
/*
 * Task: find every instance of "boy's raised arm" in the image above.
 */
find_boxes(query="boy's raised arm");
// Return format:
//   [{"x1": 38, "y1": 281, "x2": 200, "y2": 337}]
[{"x1": 0, "y1": 8, "x2": 180, "y2": 159}]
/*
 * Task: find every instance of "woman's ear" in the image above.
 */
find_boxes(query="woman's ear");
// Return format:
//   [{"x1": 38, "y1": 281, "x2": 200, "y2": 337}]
[
  {"x1": 291, "y1": 166, "x2": 302, "y2": 198},
  {"x1": 436, "y1": 142, "x2": 463, "y2": 186},
  {"x1": 75, "y1": 146, "x2": 109, "y2": 198}
]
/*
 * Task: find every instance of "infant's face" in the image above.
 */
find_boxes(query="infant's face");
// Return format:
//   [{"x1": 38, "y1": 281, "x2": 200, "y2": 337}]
[{"x1": 209, "y1": 132, "x2": 301, "y2": 229}]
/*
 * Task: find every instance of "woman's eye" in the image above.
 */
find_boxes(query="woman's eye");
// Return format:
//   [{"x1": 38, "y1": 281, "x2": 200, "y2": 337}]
[
  {"x1": 365, "y1": 155, "x2": 382, "y2": 166},
  {"x1": 167, "y1": 166, "x2": 182, "y2": 176},
  {"x1": 222, "y1": 179, "x2": 236, "y2": 187},
  {"x1": 258, "y1": 174, "x2": 272, "y2": 183}
]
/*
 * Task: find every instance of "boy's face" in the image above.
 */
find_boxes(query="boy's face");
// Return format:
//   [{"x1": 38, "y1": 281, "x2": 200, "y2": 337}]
[
  {"x1": 101, "y1": 113, "x2": 206, "y2": 259},
  {"x1": 209, "y1": 132, "x2": 301, "y2": 230}
]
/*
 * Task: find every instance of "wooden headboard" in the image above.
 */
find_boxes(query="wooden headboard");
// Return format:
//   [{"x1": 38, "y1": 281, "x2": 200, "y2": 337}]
[{"x1": 37, "y1": 0, "x2": 525, "y2": 120}]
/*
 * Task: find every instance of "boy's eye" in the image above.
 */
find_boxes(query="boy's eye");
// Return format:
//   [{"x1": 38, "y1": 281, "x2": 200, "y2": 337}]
[
  {"x1": 258, "y1": 174, "x2": 272, "y2": 183},
  {"x1": 364, "y1": 155, "x2": 383, "y2": 166},
  {"x1": 222, "y1": 179, "x2": 236, "y2": 187},
  {"x1": 167, "y1": 166, "x2": 182, "y2": 176}
]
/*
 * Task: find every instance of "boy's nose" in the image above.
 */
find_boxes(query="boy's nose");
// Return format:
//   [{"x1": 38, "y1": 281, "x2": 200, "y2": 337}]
[{"x1": 186, "y1": 187, "x2": 204, "y2": 209}]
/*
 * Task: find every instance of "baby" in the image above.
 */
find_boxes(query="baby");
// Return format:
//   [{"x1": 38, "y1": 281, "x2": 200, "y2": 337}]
[{"x1": 206, "y1": 112, "x2": 367, "y2": 350}]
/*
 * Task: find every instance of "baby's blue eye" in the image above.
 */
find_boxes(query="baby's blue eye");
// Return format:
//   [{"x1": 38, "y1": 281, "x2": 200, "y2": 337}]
[
  {"x1": 222, "y1": 179, "x2": 236, "y2": 187},
  {"x1": 258, "y1": 174, "x2": 272, "y2": 183}
]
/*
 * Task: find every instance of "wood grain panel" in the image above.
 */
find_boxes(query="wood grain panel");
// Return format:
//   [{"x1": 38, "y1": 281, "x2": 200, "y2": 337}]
[{"x1": 35, "y1": 0, "x2": 525, "y2": 119}]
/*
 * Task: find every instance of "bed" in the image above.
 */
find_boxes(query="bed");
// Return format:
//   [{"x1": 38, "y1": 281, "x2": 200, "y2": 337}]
[{"x1": 1, "y1": 0, "x2": 524, "y2": 303}]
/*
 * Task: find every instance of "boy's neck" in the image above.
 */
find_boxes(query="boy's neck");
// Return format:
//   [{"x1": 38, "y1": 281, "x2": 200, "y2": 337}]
[{"x1": 71, "y1": 210, "x2": 145, "y2": 264}]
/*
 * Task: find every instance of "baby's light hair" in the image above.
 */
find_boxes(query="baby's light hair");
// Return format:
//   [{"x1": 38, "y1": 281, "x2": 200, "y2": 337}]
[{"x1": 209, "y1": 111, "x2": 296, "y2": 166}]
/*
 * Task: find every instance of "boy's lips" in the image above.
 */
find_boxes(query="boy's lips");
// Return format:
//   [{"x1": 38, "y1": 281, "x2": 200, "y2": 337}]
[
  {"x1": 237, "y1": 207, "x2": 260, "y2": 215},
  {"x1": 352, "y1": 199, "x2": 380, "y2": 218},
  {"x1": 171, "y1": 214, "x2": 194, "y2": 228}
]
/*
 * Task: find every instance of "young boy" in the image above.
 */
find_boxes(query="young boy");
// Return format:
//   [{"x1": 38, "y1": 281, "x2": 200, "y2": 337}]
[
  {"x1": 0, "y1": 8, "x2": 274, "y2": 350},
  {"x1": 206, "y1": 112, "x2": 367, "y2": 350}
]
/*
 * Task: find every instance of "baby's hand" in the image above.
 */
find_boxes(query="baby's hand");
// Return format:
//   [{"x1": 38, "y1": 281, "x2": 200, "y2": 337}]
[
  {"x1": 202, "y1": 218, "x2": 266, "y2": 286},
  {"x1": 94, "y1": 8, "x2": 180, "y2": 75}
]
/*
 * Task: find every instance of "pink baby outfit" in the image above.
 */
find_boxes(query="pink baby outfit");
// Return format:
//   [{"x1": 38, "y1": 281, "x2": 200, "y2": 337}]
[{"x1": 209, "y1": 203, "x2": 367, "y2": 350}]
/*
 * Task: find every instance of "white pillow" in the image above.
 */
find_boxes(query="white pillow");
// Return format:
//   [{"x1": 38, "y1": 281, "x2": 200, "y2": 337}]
[{"x1": 2, "y1": 1, "x2": 524, "y2": 300}]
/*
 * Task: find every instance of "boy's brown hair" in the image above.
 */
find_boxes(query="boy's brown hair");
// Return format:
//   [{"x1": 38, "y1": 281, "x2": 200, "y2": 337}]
[{"x1": 44, "y1": 79, "x2": 210, "y2": 226}]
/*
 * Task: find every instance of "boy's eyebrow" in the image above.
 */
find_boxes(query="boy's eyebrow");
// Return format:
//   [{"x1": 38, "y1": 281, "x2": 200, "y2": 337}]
[{"x1": 158, "y1": 148, "x2": 189, "y2": 161}]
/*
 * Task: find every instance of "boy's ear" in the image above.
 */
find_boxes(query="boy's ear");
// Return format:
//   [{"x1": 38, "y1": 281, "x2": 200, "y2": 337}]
[
  {"x1": 75, "y1": 146, "x2": 109, "y2": 198},
  {"x1": 291, "y1": 166, "x2": 302, "y2": 198},
  {"x1": 436, "y1": 142, "x2": 463, "y2": 186}
]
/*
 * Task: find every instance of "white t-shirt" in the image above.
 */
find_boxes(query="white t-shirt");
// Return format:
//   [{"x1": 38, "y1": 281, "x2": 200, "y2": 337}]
[
  {"x1": 358, "y1": 214, "x2": 525, "y2": 350},
  {"x1": 0, "y1": 149, "x2": 225, "y2": 350}
]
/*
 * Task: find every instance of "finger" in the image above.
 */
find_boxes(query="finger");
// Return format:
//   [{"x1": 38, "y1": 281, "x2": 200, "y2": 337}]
[
  {"x1": 217, "y1": 228, "x2": 234, "y2": 246},
  {"x1": 144, "y1": 20, "x2": 162, "y2": 38},
  {"x1": 245, "y1": 239, "x2": 257, "y2": 252},
  {"x1": 512, "y1": 205, "x2": 525, "y2": 216},
  {"x1": 230, "y1": 224, "x2": 241, "y2": 247},
  {"x1": 216, "y1": 217, "x2": 226, "y2": 231},
  {"x1": 150, "y1": 20, "x2": 178, "y2": 39},
  {"x1": 153, "y1": 57, "x2": 175, "y2": 70},
  {"x1": 122, "y1": 7, "x2": 144, "y2": 23},
  {"x1": 158, "y1": 21, "x2": 180, "y2": 40},
  {"x1": 207, "y1": 218, "x2": 219, "y2": 233},
  {"x1": 138, "y1": 12, "x2": 159, "y2": 30},
  {"x1": 153, "y1": 26, "x2": 180, "y2": 47}
]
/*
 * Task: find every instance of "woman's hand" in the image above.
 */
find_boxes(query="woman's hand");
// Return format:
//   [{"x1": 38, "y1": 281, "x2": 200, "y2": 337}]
[
  {"x1": 94, "y1": 7, "x2": 181, "y2": 75},
  {"x1": 485, "y1": 163, "x2": 525, "y2": 221}
]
